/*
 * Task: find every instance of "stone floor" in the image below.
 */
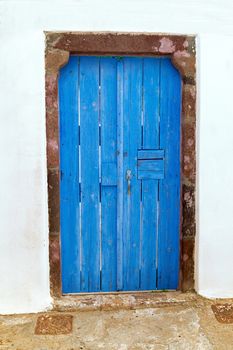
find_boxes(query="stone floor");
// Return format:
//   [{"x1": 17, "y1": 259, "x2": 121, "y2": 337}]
[{"x1": 0, "y1": 292, "x2": 233, "y2": 350}]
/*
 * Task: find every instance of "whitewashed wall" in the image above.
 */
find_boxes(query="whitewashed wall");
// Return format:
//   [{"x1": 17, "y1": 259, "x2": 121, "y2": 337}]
[{"x1": 0, "y1": 0, "x2": 233, "y2": 314}]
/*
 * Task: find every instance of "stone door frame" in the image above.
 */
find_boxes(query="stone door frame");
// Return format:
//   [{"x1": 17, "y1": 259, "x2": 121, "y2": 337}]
[{"x1": 45, "y1": 32, "x2": 196, "y2": 298}]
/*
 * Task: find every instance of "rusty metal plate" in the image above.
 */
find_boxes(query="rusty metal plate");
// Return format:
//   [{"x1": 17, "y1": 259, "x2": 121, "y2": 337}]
[
  {"x1": 35, "y1": 314, "x2": 73, "y2": 335},
  {"x1": 211, "y1": 304, "x2": 233, "y2": 324}
]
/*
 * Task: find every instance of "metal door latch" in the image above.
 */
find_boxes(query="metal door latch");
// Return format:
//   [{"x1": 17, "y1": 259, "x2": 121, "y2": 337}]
[{"x1": 126, "y1": 170, "x2": 132, "y2": 195}]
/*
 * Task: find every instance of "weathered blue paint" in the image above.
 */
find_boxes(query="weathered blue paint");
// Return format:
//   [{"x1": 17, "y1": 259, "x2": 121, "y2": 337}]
[
  {"x1": 140, "y1": 58, "x2": 160, "y2": 290},
  {"x1": 122, "y1": 58, "x2": 142, "y2": 291},
  {"x1": 59, "y1": 56, "x2": 80, "y2": 293},
  {"x1": 59, "y1": 55, "x2": 181, "y2": 293},
  {"x1": 116, "y1": 59, "x2": 124, "y2": 291},
  {"x1": 100, "y1": 57, "x2": 118, "y2": 291},
  {"x1": 138, "y1": 159, "x2": 164, "y2": 180},
  {"x1": 79, "y1": 56, "x2": 100, "y2": 292},
  {"x1": 157, "y1": 59, "x2": 181, "y2": 289},
  {"x1": 138, "y1": 150, "x2": 164, "y2": 160}
]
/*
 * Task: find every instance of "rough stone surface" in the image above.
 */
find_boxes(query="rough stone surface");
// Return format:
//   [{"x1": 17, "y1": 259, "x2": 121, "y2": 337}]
[
  {"x1": 212, "y1": 304, "x2": 233, "y2": 324},
  {"x1": 46, "y1": 74, "x2": 59, "y2": 169},
  {"x1": 181, "y1": 238, "x2": 195, "y2": 291},
  {"x1": 47, "y1": 32, "x2": 192, "y2": 55},
  {"x1": 49, "y1": 235, "x2": 62, "y2": 297},
  {"x1": 53, "y1": 291, "x2": 196, "y2": 313},
  {"x1": 182, "y1": 84, "x2": 196, "y2": 120},
  {"x1": 45, "y1": 49, "x2": 69, "y2": 74},
  {"x1": 35, "y1": 314, "x2": 73, "y2": 335},
  {"x1": 48, "y1": 169, "x2": 60, "y2": 234},
  {"x1": 0, "y1": 293, "x2": 233, "y2": 349},
  {"x1": 182, "y1": 184, "x2": 195, "y2": 238}
]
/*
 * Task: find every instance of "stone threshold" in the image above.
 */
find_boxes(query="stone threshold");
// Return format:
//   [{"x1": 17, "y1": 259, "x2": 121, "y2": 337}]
[{"x1": 53, "y1": 291, "x2": 198, "y2": 312}]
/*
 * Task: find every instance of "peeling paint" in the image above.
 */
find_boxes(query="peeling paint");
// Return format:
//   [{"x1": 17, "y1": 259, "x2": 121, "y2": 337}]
[{"x1": 159, "y1": 37, "x2": 176, "y2": 53}]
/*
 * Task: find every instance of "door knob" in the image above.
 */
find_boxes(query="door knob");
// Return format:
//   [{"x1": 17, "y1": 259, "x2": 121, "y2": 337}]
[{"x1": 126, "y1": 170, "x2": 132, "y2": 195}]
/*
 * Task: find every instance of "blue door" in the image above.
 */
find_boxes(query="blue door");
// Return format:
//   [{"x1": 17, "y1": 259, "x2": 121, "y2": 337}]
[{"x1": 59, "y1": 56, "x2": 181, "y2": 293}]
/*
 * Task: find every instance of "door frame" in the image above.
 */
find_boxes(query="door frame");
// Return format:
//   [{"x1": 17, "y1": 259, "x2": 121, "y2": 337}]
[{"x1": 45, "y1": 31, "x2": 196, "y2": 298}]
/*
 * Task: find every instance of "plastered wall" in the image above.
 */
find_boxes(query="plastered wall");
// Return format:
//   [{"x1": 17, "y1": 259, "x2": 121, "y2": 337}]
[{"x1": 0, "y1": 0, "x2": 233, "y2": 314}]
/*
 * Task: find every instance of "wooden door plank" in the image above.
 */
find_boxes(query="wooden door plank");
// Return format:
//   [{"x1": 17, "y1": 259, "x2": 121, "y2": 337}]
[
  {"x1": 116, "y1": 59, "x2": 124, "y2": 291},
  {"x1": 80, "y1": 56, "x2": 100, "y2": 292},
  {"x1": 138, "y1": 170, "x2": 164, "y2": 180},
  {"x1": 59, "y1": 56, "x2": 80, "y2": 293},
  {"x1": 138, "y1": 149, "x2": 164, "y2": 160},
  {"x1": 138, "y1": 159, "x2": 164, "y2": 172},
  {"x1": 100, "y1": 57, "x2": 118, "y2": 292},
  {"x1": 141, "y1": 58, "x2": 160, "y2": 290},
  {"x1": 157, "y1": 59, "x2": 181, "y2": 290},
  {"x1": 101, "y1": 162, "x2": 117, "y2": 186},
  {"x1": 122, "y1": 57, "x2": 142, "y2": 291}
]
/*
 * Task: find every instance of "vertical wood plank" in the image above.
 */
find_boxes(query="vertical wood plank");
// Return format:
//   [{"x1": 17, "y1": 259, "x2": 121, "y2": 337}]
[
  {"x1": 122, "y1": 57, "x2": 142, "y2": 291},
  {"x1": 80, "y1": 56, "x2": 100, "y2": 292},
  {"x1": 141, "y1": 58, "x2": 160, "y2": 290},
  {"x1": 59, "y1": 56, "x2": 80, "y2": 293},
  {"x1": 100, "y1": 57, "x2": 117, "y2": 291},
  {"x1": 157, "y1": 58, "x2": 181, "y2": 289},
  {"x1": 116, "y1": 59, "x2": 124, "y2": 291}
]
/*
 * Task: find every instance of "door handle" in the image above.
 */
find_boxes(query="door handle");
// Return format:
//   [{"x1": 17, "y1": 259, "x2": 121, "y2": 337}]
[{"x1": 126, "y1": 170, "x2": 132, "y2": 195}]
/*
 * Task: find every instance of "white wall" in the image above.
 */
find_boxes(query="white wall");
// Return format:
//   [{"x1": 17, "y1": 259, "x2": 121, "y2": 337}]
[{"x1": 0, "y1": 0, "x2": 233, "y2": 314}]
